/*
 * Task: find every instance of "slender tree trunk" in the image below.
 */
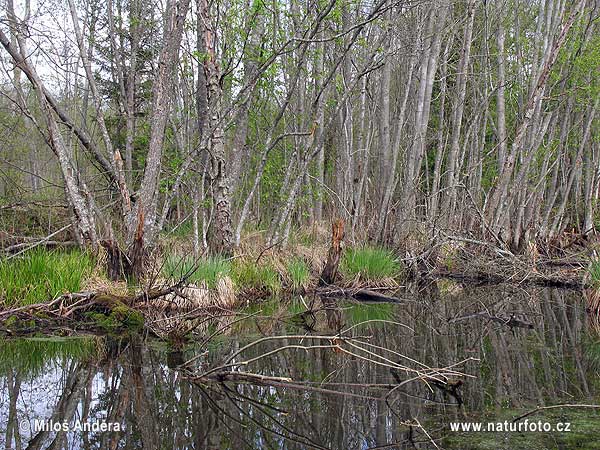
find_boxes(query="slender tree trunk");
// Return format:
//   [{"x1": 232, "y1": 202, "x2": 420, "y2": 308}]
[{"x1": 134, "y1": 0, "x2": 191, "y2": 248}]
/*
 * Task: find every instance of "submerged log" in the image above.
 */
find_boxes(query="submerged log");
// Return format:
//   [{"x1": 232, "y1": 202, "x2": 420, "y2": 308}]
[{"x1": 316, "y1": 285, "x2": 404, "y2": 303}]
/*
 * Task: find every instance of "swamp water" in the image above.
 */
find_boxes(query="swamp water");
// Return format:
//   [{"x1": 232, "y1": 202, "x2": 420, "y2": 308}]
[{"x1": 1, "y1": 283, "x2": 599, "y2": 449}]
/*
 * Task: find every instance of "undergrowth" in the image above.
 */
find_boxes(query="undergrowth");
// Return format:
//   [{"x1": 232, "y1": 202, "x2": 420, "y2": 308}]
[{"x1": 588, "y1": 259, "x2": 600, "y2": 287}]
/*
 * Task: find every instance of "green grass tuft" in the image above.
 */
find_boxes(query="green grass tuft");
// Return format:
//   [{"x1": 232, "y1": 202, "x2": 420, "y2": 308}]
[
  {"x1": 341, "y1": 246, "x2": 401, "y2": 282},
  {"x1": 163, "y1": 255, "x2": 231, "y2": 288},
  {"x1": 232, "y1": 261, "x2": 281, "y2": 295},
  {"x1": 287, "y1": 258, "x2": 310, "y2": 291},
  {"x1": 0, "y1": 249, "x2": 93, "y2": 307}
]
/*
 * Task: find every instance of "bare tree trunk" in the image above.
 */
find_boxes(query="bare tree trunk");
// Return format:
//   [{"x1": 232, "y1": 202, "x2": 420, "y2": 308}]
[
  {"x1": 134, "y1": 0, "x2": 191, "y2": 249},
  {"x1": 0, "y1": 29, "x2": 98, "y2": 245},
  {"x1": 228, "y1": 10, "x2": 264, "y2": 195},
  {"x1": 489, "y1": 0, "x2": 585, "y2": 236},
  {"x1": 200, "y1": 0, "x2": 234, "y2": 256},
  {"x1": 496, "y1": 3, "x2": 508, "y2": 173},
  {"x1": 550, "y1": 101, "x2": 597, "y2": 236},
  {"x1": 442, "y1": 0, "x2": 476, "y2": 220}
]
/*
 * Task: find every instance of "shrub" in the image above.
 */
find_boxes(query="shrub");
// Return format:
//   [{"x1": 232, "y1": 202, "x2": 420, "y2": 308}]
[
  {"x1": 0, "y1": 249, "x2": 93, "y2": 306},
  {"x1": 341, "y1": 246, "x2": 400, "y2": 282}
]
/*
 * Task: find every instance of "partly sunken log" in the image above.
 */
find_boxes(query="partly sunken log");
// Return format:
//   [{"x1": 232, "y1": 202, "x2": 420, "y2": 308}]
[{"x1": 316, "y1": 219, "x2": 403, "y2": 303}]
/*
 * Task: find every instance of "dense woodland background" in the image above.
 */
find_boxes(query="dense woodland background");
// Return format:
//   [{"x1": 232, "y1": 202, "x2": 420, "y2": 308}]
[{"x1": 0, "y1": 0, "x2": 599, "y2": 270}]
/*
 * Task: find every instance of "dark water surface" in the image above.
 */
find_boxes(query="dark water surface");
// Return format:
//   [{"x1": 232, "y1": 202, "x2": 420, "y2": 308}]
[{"x1": 1, "y1": 283, "x2": 599, "y2": 449}]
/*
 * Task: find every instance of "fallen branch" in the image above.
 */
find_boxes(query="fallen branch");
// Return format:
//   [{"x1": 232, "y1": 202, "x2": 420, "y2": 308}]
[{"x1": 449, "y1": 311, "x2": 534, "y2": 329}]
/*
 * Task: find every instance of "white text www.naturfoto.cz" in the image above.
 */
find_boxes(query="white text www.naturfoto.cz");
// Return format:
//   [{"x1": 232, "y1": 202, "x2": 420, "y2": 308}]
[{"x1": 450, "y1": 420, "x2": 571, "y2": 433}]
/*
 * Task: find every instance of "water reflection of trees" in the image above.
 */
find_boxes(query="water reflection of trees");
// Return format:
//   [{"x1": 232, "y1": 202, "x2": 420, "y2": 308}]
[{"x1": 1, "y1": 286, "x2": 597, "y2": 449}]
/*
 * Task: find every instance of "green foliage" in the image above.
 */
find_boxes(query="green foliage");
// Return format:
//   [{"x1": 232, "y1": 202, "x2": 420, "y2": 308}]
[
  {"x1": 286, "y1": 258, "x2": 310, "y2": 291},
  {"x1": 163, "y1": 255, "x2": 231, "y2": 288},
  {"x1": 341, "y1": 246, "x2": 401, "y2": 282},
  {"x1": 232, "y1": 261, "x2": 281, "y2": 294},
  {"x1": 0, "y1": 249, "x2": 93, "y2": 307},
  {"x1": 162, "y1": 219, "x2": 194, "y2": 238},
  {"x1": 584, "y1": 337, "x2": 600, "y2": 371}
]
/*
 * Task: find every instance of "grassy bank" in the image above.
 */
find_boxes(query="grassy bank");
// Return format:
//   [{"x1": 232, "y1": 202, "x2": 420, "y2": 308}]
[
  {"x1": 160, "y1": 244, "x2": 402, "y2": 301},
  {"x1": 0, "y1": 249, "x2": 93, "y2": 307},
  {"x1": 0, "y1": 235, "x2": 404, "y2": 317}
]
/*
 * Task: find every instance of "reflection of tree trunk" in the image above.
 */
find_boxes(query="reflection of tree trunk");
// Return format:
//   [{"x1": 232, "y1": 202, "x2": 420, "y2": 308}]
[
  {"x1": 101, "y1": 369, "x2": 130, "y2": 450},
  {"x1": 27, "y1": 363, "x2": 93, "y2": 450},
  {"x1": 130, "y1": 346, "x2": 160, "y2": 450},
  {"x1": 490, "y1": 332, "x2": 521, "y2": 408},
  {"x1": 555, "y1": 289, "x2": 590, "y2": 397},
  {"x1": 537, "y1": 292, "x2": 555, "y2": 396},
  {"x1": 6, "y1": 369, "x2": 22, "y2": 450}
]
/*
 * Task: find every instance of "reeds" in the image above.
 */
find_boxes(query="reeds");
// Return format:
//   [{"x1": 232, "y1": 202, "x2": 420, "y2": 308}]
[{"x1": 232, "y1": 261, "x2": 282, "y2": 295}]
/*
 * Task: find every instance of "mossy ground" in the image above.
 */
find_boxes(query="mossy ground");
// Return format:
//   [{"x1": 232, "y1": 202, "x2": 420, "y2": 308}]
[{"x1": 84, "y1": 300, "x2": 145, "y2": 332}]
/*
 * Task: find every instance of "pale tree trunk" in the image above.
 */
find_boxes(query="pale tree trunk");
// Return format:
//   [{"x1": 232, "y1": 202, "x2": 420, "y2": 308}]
[
  {"x1": 377, "y1": 14, "x2": 392, "y2": 204},
  {"x1": 68, "y1": 0, "x2": 132, "y2": 226},
  {"x1": 313, "y1": 26, "x2": 326, "y2": 222},
  {"x1": 550, "y1": 101, "x2": 597, "y2": 237},
  {"x1": 489, "y1": 0, "x2": 585, "y2": 236},
  {"x1": 495, "y1": 3, "x2": 508, "y2": 173},
  {"x1": 124, "y1": 0, "x2": 141, "y2": 185},
  {"x1": 199, "y1": 0, "x2": 234, "y2": 256},
  {"x1": 134, "y1": 0, "x2": 191, "y2": 248},
  {"x1": 428, "y1": 37, "x2": 451, "y2": 220},
  {"x1": 397, "y1": 5, "x2": 446, "y2": 240},
  {"x1": 268, "y1": 34, "x2": 387, "y2": 245},
  {"x1": 7, "y1": 0, "x2": 38, "y2": 194},
  {"x1": 583, "y1": 139, "x2": 595, "y2": 235},
  {"x1": 350, "y1": 75, "x2": 370, "y2": 234},
  {"x1": 375, "y1": 47, "x2": 416, "y2": 242},
  {"x1": 228, "y1": 10, "x2": 264, "y2": 195},
  {"x1": 441, "y1": 0, "x2": 476, "y2": 220},
  {"x1": 0, "y1": 29, "x2": 98, "y2": 245},
  {"x1": 235, "y1": 0, "x2": 337, "y2": 244}
]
